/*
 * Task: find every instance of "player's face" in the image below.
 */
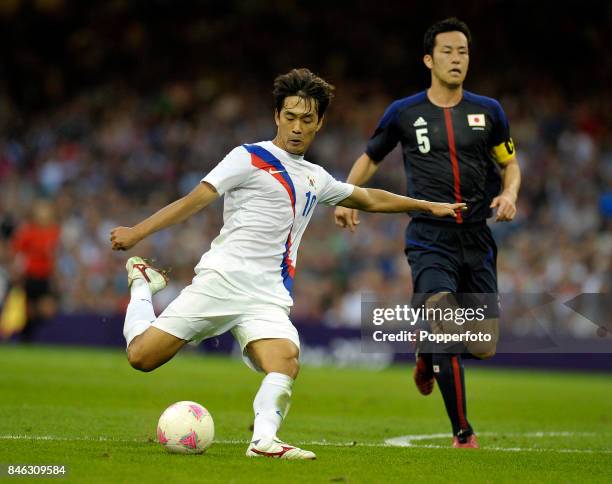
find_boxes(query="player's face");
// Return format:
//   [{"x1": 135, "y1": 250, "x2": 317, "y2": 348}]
[
  {"x1": 274, "y1": 96, "x2": 323, "y2": 155},
  {"x1": 424, "y1": 31, "x2": 470, "y2": 87}
]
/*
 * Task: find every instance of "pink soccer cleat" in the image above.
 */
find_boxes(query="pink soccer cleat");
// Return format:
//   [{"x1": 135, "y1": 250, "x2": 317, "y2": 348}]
[
  {"x1": 246, "y1": 438, "x2": 316, "y2": 460},
  {"x1": 126, "y1": 256, "x2": 169, "y2": 295},
  {"x1": 452, "y1": 433, "x2": 480, "y2": 449}
]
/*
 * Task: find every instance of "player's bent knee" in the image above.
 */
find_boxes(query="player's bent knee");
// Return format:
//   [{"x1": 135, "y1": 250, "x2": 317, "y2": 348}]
[
  {"x1": 468, "y1": 317, "x2": 499, "y2": 359},
  {"x1": 471, "y1": 348, "x2": 496, "y2": 360},
  {"x1": 127, "y1": 344, "x2": 158, "y2": 372},
  {"x1": 469, "y1": 340, "x2": 498, "y2": 359}
]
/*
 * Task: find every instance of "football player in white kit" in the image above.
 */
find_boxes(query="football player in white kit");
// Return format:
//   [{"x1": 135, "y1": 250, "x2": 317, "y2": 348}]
[{"x1": 110, "y1": 68, "x2": 465, "y2": 460}]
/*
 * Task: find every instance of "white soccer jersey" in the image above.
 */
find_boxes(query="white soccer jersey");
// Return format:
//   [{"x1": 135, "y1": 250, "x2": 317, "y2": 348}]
[{"x1": 198, "y1": 140, "x2": 354, "y2": 308}]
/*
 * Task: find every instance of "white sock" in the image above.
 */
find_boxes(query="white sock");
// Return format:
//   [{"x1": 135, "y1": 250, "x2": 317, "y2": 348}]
[
  {"x1": 251, "y1": 372, "x2": 294, "y2": 442},
  {"x1": 123, "y1": 279, "x2": 155, "y2": 347}
]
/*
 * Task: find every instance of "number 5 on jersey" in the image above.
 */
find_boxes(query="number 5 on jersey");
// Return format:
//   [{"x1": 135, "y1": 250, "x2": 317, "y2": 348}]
[{"x1": 415, "y1": 128, "x2": 430, "y2": 154}]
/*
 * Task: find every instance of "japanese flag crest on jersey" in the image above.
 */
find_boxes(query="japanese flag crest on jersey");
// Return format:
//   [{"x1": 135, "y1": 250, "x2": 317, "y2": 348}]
[{"x1": 467, "y1": 114, "x2": 486, "y2": 127}]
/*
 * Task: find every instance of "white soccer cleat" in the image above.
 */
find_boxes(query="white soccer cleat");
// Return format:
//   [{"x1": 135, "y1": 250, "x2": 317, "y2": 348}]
[
  {"x1": 246, "y1": 438, "x2": 316, "y2": 460},
  {"x1": 126, "y1": 256, "x2": 169, "y2": 295}
]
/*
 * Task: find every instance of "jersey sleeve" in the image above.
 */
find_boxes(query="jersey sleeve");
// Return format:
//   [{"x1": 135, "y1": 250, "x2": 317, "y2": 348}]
[
  {"x1": 317, "y1": 167, "x2": 355, "y2": 206},
  {"x1": 201, "y1": 146, "x2": 252, "y2": 195},
  {"x1": 365, "y1": 101, "x2": 401, "y2": 163},
  {"x1": 489, "y1": 101, "x2": 516, "y2": 166}
]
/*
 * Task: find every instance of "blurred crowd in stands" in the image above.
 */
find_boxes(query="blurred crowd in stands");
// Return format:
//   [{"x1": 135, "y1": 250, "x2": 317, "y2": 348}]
[{"x1": 0, "y1": 0, "x2": 609, "y2": 335}]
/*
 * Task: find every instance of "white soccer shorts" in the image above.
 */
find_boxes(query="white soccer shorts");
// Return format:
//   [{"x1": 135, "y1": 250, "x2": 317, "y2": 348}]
[{"x1": 152, "y1": 269, "x2": 300, "y2": 371}]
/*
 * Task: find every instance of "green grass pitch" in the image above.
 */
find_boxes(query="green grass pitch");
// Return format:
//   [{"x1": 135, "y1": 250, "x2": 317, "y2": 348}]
[{"x1": 0, "y1": 345, "x2": 610, "y2": 483}]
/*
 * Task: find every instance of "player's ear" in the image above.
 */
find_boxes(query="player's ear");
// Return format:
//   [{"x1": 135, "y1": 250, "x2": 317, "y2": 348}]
[
  {"x1": 274, "y1": 110, "x2": 280, "y2": 127},
  {"x1": 423, "y1": 54, "x2": 433, "y2": 70}
]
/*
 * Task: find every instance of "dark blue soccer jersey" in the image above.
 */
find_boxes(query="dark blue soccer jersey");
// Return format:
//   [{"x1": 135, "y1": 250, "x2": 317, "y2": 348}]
[{"x1": 366, "y1": 90, "x2": 515, "y2": 224}]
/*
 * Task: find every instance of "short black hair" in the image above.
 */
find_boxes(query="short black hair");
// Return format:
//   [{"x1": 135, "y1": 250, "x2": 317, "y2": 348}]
[
  {"x1": 424, "y1": 17, "x2": 472, "y2": 56},
  {"x1": 272, "y1": 68, "x2": 335, "y2": 119}
]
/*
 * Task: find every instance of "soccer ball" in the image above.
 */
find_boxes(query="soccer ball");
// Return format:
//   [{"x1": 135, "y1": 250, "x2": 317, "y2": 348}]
[{"x1": 156, "y1": 401, "x2": 215, "y2": 454}]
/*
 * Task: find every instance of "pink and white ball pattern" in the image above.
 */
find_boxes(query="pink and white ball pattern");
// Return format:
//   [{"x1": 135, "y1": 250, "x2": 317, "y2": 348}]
[{"x1": 156, "y1": 401, "x2": 214, "y2": 454}]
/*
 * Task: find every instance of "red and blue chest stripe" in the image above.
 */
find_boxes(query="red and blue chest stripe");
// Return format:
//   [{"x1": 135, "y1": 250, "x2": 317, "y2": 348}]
[{"x1": 243, "y1": 144, "x2": 297, "y2": 295}]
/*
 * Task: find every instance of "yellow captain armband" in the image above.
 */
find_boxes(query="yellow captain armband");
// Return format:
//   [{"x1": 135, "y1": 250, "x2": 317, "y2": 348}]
[{"x1": 491, "y1": 138, "x2": 516, "y2": 165}]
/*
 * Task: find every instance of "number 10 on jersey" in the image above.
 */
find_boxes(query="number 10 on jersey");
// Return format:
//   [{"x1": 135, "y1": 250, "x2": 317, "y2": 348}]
[{"x1": 302, "y1": 191, "x2": 316, "y2": 216}]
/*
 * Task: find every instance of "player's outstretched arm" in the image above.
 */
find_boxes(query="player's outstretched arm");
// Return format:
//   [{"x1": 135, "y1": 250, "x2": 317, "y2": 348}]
[
  {"x1": 110, "y1": 182, "x2": 219, "y2": 251},
  {"x1": 338, "y1": 186, "x2": 467, "y2": 219},
  {"x1": 334, "y1": 153, "x2": 379, "y2": 232}
]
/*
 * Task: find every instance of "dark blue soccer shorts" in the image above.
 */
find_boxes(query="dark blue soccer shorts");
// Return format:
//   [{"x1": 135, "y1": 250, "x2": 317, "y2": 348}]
[{"x1": 405, "y1": 219, "x2": 499, "y2": 319}]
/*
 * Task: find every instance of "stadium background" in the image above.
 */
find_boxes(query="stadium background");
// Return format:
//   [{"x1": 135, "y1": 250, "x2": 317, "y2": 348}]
[
  {"x1": 0, "y1": 0, "x2": 610, "y2": 365},
  {"x1": 0, "y1": 2, "x2": 611, "y2": 482}
]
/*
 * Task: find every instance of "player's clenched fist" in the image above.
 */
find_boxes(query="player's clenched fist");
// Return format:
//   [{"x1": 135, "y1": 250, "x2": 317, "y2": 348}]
[
  {"x1": 334, "y1": 206, "x2": 360, "y2": 232},
  {"x1": 110, "y1": 226, "x2": 140, "y2": 251}
]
